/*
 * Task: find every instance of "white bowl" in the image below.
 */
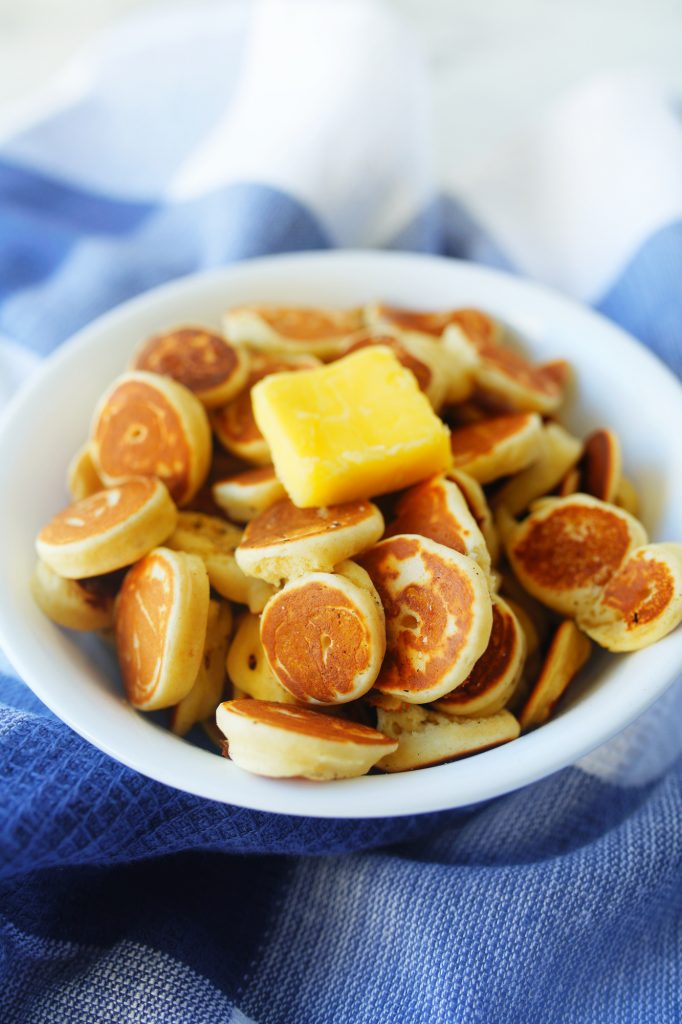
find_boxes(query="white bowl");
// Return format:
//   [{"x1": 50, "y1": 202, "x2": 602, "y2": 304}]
[{"x1": 1, "y1": 251, "x2": 681, "y2": 818}]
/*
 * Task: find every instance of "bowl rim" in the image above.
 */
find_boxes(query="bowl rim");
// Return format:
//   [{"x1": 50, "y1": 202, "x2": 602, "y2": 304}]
[{"x1": 1, "y1": 248, "x2": 682, "y2": 819}]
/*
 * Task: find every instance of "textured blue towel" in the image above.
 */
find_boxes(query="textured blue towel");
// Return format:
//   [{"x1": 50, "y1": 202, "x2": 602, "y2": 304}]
[{"x1": 1, "y1": 3, "x2": 682, "y2": 1021}]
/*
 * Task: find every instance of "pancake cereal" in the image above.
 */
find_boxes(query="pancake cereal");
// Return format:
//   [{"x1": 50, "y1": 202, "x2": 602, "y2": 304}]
[{"x1": 32, "y1": 299, "x2": 682, "y2": 782}]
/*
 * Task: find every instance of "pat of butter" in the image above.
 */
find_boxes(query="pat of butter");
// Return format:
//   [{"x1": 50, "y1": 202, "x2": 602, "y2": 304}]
[{"x1": 252, "y1": 346, "x2": 452, "y2": 507}]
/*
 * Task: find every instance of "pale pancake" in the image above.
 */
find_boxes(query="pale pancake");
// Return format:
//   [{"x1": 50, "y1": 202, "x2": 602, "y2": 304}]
[
  {"x1": 505, "y1": 494, "x2": 648, "y2": 618},
  {"x1": 216, "y1": 699, "x2": 397, "y2": 779},
  {"x1": 433, "y1": 597, "x2": 526, "y2": 717},
  {"x1": 519, "y1": 620, "x2": 591, "y2": 729},
  {"x1": 170, "y1": 599, "x2": 232, "y2": 735},
  {"x1": 132, "y1": 326, "x2": 249, "y2": 408},
  {"x1": 447, "y1": 469, "x2": 500, "y2": 565},
  {"x1": 36, "y1": 477, "x2": 177, "y2": 579},
  {"x1": 224, "y1": 305, "x2": 364, "y2": 360},
  {"x1": 577, "y1": 543, "x2": 682, "y2": 652},
  {"x1": 166, "y1": 511, "x2": 275, "y2": 612},
  {"x1": 212, "y1": 466, "x2": 286, "y2": 523},
  {"x1": 31, "y1": 559, "x2": 117, "y2": 631},
  {"x1": 614, "y1": 476, "x2": 640, "y2": 517},
  {"x1": 67, "y1": 444, "x2": 104, "y2": 501},
  {"x1": 386, "y1": 474, "x2": 491, "y2": 578},
  {"x1": 374, "y1": 703, "x2": 520, "y2": 772},
  {"x1": 211, "y1": 352, "x2": 320, "y2": 464},
  {"x1": 493, "y1": 423, "x2": 583, "y2": 516},
  {"x1": 449, "y1": 413, "x2": 543, "y2": 484},
  {"x1": 359, "y1": 534, "x2": 492, "y2": 703},
  {"x1": 115, "y1": 546, "x2": 210, "y2": 711},
  {"x1": 90, "y1": 370, "x2": 211, "y2": 506},
  {"x1": 579, "y1": 428, "x2": 622, "y2": 503},
  {"x1": 226, "y1": 612, "x2": 297, "y2": 703},
  {"x1": 236, "y1": 497, "x2": 384, "y2": 584},
  {"x1": 260, "y1": 571, "x2": 385, "y2": 704}
]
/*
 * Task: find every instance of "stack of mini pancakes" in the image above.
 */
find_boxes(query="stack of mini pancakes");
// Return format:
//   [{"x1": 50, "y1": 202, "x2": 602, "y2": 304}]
[{"x1": 33, "y1": 305, "x2": 682, "y2": 781}]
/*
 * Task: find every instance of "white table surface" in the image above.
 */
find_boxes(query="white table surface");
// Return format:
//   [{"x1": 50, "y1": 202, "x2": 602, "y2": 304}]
[{"x1": 0, "y1": 0, "x2": 680, "y2": 171}]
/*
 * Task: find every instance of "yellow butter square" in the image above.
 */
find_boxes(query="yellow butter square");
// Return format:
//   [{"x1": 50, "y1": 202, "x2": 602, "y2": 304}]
[{"x1": 251, "y1": 346, "x2": 452, "y2": 507}]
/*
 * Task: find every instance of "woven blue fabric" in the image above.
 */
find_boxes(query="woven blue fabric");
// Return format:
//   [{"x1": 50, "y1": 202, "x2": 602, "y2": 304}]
[{"x1": 1, "y1": 3, "x2": 681, "y2": 1020}]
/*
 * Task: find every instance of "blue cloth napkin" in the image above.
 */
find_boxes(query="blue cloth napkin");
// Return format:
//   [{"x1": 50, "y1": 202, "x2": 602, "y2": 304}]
[{"x1": 1, "y1": 3, "x2": 681, "y2": 1021}]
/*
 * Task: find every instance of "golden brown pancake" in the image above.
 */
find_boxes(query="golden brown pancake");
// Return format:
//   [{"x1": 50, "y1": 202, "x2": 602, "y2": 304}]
[
  {"x1": 374, "y1": 703, "x2": 520, "y2": 772},
  {"x1": 579, "y1": 428, "x2": 622, "y2": 503},
  {"x1": 385, "y1": 475, "x2": 491, "y2": 577},
  {"x1": 90, "y1": 370, "x2": 211, "y2": 506},
  {"x1": 443, "y1": 310, "x2": 568, "y2": 414},
  {"x1": 226, "y1": 611, "x2": 298, "y2": 704},
  {"x1": 36, "y1": 477, "x2": 177, "y2": 578},
  {"x1": 505, "y1": 494, "x2": 648, "y2": 617},
  {"x1": 447, "y1": 469, "x2": 500, "y2": 565},
  {"x1": 557, "y1": 465, "x2": 580, "y2": 497},
  {"x1": 236, "y1": 497, "x2": 384, "y2": 584},
  {"x1": 212, "y1": 465, "x2": 286, "y2": 523},
  {"x1": 132, "y1": 326, "x2": 248, "y2": 407},
  {"x1": 260, "y1": 570, "x2": 385, "y2": 704},
  {"x1": 449, "y1": 412, "x2": 543, "y2": 484},
  {"x1": 359, "y1": 534, "x2": 492, "y2": 703},
  {"x1": 115, "y1": 546, "x2": 210, "y2": 710},
  {"x1": 520, "y1": 620, "x2": 591, "y2": 729},
  {"x1": 434, "y1": 597, "x2": 526, "y2": 717},
  {"x1": 216, "y1": 699, "x2": 397, "y2": 779},
  {"x1": 224, "y1": 305, "x2": 364, "y2": 359},
  {"x1": 577, "y1": 543, "x2": 682, "y2": 651},
  {"x1": 211, "y1": 352, "x2": 320, "y2": 464}
]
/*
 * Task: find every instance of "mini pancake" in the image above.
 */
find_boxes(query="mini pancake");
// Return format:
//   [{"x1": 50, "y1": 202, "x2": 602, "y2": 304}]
[
  {"x1": 579, "y1": 428, "x2": 622, "y2": 503},
  {"x1": 216, "y1": 699, "x2": 397, "y2": 779},
  {"x1": 577, "y1": 543, "x2": 682, "y2": 652},
  {"x1": 212, "y1": 466, "x2": 286, "y2": 523},
  {"x1": 557, "y1": 465, "x2": 580, "y2": 497},
  {"x1": 449, "y1": 413, "x2": 543, "y2": 484},
  {"x1": 115, "y1": 546, "x2": 210, "y2": 711},
  {"x1": 433, "y1": 597, "x2": 526, "y2": 717},
  {"x1": 90, "y1": 370, "x2": 211, "y2": 506},
  {"x1": 498, "y1": 567, "x2": 552, "y2": 649},
  {"x1": 36, "y1": 477, "x2": 177, "y2": 579},
  {"x1": 166, "y1": 512, "x2": 274, "y2": 612},
  {"x1": 226, "y1": 612, "x2": 298, "y2": 704},
  {"x1": 223, "y1": 305, "x2": 364, "y2": 360},
  {"x1": 493, "y1": 423, "x2": 583, "y2": 516},
  {"x1": 359, "y1": 534, "x2": 492, "y2": 703},
  {"x1": 67, "y1": 444, "x2": 104, "y2": 501},
  {"x1": 170, "y1": 599, "x2": 232, "y2": 736},
  {"x1": 184, "y1": 446, "x2": 250, "y2": 517},
  {"x1": 448, "y1": 314, "x2": 569, "y2": 415},
  {"x1": 447, "y1": 469, "x2": 500, "y2": 565},
  {"x1": 131, "y1": 326, "x2": 249, "y2": 408},
  {"x1": 364, "y1": 303, "x2": 478, "y2": 403},
  {"x1": 235, "y1": 497, "x2": 384, "y2": 585},
  {"x1": 212, "y1": 352, "x2": 320, "y2": 465},
  {"x1": 504, "y1": 494, "x2": 648, "y2": 618},
  {"x1": 374, "y1": 703, "x2": 520, "y2": 772},
  {"x1": 519, "y1": 620, "x2": 591, "y2": 729},
  {"x1": 260, "y1": 570, "x2": 385, "y2": 705},
  {"x1": 385, "y1": 475, "x2": 491, "y2": 578},
  {"x1": 614, "y1": 476, "x2": 640, "y2": 517},
  {"x1": 31, "y1": 559, "x2": 117, "y2": 631}
]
